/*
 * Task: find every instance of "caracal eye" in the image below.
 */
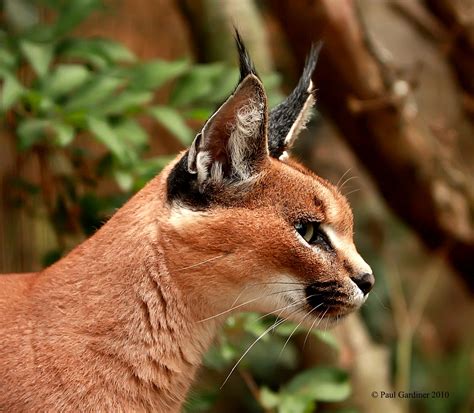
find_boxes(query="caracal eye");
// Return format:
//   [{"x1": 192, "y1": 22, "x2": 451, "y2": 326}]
[
  {"x1": 295, "y1": 222, "x2": 315, "y2": 243},
  {"x1": 294, "y1": 221, "x2": 332, "y2": 249}
]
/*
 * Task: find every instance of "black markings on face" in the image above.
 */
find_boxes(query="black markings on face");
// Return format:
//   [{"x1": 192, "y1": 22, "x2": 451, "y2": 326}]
[{"x1": 304, "y1": 282, "x2": 349, "y2": 311}]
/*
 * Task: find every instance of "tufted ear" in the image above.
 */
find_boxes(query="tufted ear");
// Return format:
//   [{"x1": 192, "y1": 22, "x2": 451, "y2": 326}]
[
  {"x1": 186, "y1": 33, "x2": 268, "y2": 186},
  {"x1": 268, "y1": 43, "x2": 322, "y2": 159}
]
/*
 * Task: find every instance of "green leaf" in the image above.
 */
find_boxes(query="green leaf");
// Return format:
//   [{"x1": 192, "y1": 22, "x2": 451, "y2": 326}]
[
  {"x1": 184, "y1": 107, "x2": 214, "y2": 122},
  {"x1": 1, "y1": 74, "x2": 24, "y2": 111},
  {"x1": 90, "y1": 39, "x2": 136, "y2": 63},
  {"x1": 17, "y1": 118, "x2": 48, "y2": 149},
  {"x1": 16, "y1": 118, "x2": 75, "y2": 149},
  {"x1": 285, "y1": 367, "x2": 351, "y2": 402},
  {"x1": 50, "y1": 120, "x2": 74, "y2": 146},
  {"x1": 58, "y1": 38, "x2": 135, "y2": 67},
  {"x1": 4, "y1": 0, "x2": 39, "y2": 32},
  {"x1": 58, "y1": 38, "x2": 108, "y2": 68},
  {"x1": 149, "y1": 106, "x2": 193, "y2": 145},
  {"x1": 275, "y1": 321, "x2": 302, "y2": 337},
  {"x1": 127, "y1": 59, "x2": 189, "y2": 90},
  {"x1": 210, "y1": 67, "x2": 239, "y2": 103},
  {"x1": 242, "y1": 313, "x2": 272, "y2": 339},
  {"x1": 42, "y1": 64, "x2": 91, "y2": 97},
  {"x1": 21, "y1": 89, "x2": 55, "y2": 114},
  {"x1": 170, "y1": 63, "x2": 226, "y2": 106},
  {"x1": 113, "y1": 169, "x2": 134, "y2": 192},
  {"x1": 133, "y1": 155, "x2": 174, "y2": 190},
  {"x1": 184, "y1": 389, "x2": 218, "y2": 413},
  {"x1": 135, "y1": 155, "x2": 174, "y2": 177},
  {"x1": 87, "y1": 117, "x2": 128, "y2": 162},
  {"x1": 20, "y1": 40, "x2": 54, "y2": 77},
  {"x1": 278, "y1": 394, "x2": 315, "y2": 413},
  {"x1": 65, "y1": 75, "x2": 124, "y2": 111},
  {"x1": 260, "y1": 387, "x2": 280, "y2": 409},
  {"x1": 22, "y1": 89, "x2": 44, "y2": 113},
  {"x1": 101, "y1": 90, "x2": 153, "y2": 115},
  {"x1": 220, "y1": 342, "x2": 238, "y2": 362},
  {"x1": 52, "y1": 0, "x2": 101, "y2": 37},
  {"x1": 203, "y1": 345, "x2": 231, "y2": 371},
  {"x1": 114, "y1": 119, "x2": 148, "y2": 147},
  {"x1": 312, "y1": 330, "x2": 340, "y2": 352},
  {"x1": 0, "y1": 48, "x2": 18, "y2": 70}
]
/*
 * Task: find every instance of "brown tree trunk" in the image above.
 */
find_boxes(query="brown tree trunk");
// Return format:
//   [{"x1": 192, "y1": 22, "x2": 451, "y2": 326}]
[{"x1": 426, "y1": 0, "x2": 474, "y2": 101}]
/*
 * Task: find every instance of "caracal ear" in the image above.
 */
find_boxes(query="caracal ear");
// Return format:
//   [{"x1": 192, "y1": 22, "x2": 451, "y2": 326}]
[
  {"x1": 187, "y1": 33, "x2": 268, "y2": 186},
  {"x1": 268, "y1": 42, "x2": 322, "y2": 160}
]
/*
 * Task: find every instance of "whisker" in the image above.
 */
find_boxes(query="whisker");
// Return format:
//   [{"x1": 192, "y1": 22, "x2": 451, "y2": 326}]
[
  {"x1": 279, "y1": 303, "x2": 323, "y2": 358},
  {"x1": 323, "y1": 314, "x2": 331, "y2": 330},
  {"x1": 197, "y1": 288, "x2": 303, "y2": 323},
  {"x1": 268, "y1": 295, "x2": 309, "y2": 330},
  {"x1": 254, "y1": 298, "x2": 306, "y2": 322},
  {"x1": 176, "y1": 254, "x2": 228, "y2": 271},
  {"x1": 336, "y1": 168, "x2": 352, "y2": 190},
  {"x1": 344, "y1": 188, "x2": 361, "y2": 197},
  {"x1": 230, "y1": 281, "x2": 305, "y2": 309},
  {"x1": 339, "y1": 175, "x2": 359, "y2": 192},
  {"x1": 263, "y1": 290, "x2": 325, "y2": 325},
  {"x1": 220, "y1": 317, "x2": 288, "y2": 389},
  {"x1": 303, "y1": 307, "x2": 329, "y2": 349},
  {"x1": 372, "y1": 291, "x2": 390, "y2": 311}
]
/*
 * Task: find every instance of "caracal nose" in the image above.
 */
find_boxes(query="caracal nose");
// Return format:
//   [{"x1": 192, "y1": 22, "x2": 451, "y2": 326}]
[{"x1": 351, "y1": 272, "x2": 375, "y2": 295}]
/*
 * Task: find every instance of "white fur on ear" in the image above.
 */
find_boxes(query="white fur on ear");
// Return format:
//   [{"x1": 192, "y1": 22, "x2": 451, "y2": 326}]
[
  {"x1": 196, "y1": 151, "x2": 211, "y2": 184},
  {"x1": 186, "y1": 74, "x2": 268, "y2": 188},
  {"x1": 228, "y1": 99, "x2": 265, "y2": 180},
  {"x1": 194, "y1": 100, "x2": 264, "y2": 184},
  {"x1": 187, "y1": 133, "x2": 201, "y2": 174},
  {"x1": 283, "y1": 80, "x2": 315, "y2": 148},
  {"x1": 279, "y1": 151, "x2": 289, "y2": 161}
]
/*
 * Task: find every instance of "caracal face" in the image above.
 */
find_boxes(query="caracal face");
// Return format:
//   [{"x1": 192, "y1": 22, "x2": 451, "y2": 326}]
[
  {"x1": 166, "y1": 33, "x2": 374, "y2": 328},
  {"x1": 169, "y1": 155, "x2": 373, "y2": 328}
]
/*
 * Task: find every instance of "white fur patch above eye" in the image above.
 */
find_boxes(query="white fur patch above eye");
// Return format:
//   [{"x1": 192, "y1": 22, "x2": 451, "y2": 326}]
[{"x1": 321, "y1": 224, "x2": 372, "y2": 276}]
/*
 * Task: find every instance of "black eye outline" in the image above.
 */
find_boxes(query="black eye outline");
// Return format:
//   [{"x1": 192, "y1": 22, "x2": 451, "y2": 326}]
[{"x1": 294, "y1": 221, "x2": 332, "y2": 249}]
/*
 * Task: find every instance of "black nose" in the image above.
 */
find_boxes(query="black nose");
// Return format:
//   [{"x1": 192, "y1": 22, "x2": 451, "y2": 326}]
[{"x1": 351, "y1": 272, "x2": 375, "y2": 295}]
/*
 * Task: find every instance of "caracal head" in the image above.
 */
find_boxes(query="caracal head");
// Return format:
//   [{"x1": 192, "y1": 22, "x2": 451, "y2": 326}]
[{"x1": 164, "y1": 32, "x2": 373, "y2": 327}]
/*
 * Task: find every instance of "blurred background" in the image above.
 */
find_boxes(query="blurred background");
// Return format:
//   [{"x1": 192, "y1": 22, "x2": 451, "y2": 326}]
[{"x1": 0, "y1": 0, "x2": 473, "y2": 412}]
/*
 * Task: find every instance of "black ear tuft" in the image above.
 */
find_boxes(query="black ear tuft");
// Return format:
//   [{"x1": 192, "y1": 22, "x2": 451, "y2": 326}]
[
  {"x1": 234, "y1": 28, "x2": 259, "y2": 82},
  {"x1": 268, "y1": 42, "x2": 322, "y2": 158},
  {"x1": 300, "y1": 42, "x2": 321, "y2": 95}
]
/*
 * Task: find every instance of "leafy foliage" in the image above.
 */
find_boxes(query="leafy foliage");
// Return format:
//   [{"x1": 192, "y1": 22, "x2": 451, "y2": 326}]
[
  {"x1": 185, "y1": 313, "x2": 350, "y2": 412},
  {"x1": 0, "y1": 0, "x2": 242, "y2": 245}
]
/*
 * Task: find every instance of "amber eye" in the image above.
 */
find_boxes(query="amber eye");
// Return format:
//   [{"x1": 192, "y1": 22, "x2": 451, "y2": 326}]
[{"x1": 294, "y1": 221, "x2": 331, "y2": 248}]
